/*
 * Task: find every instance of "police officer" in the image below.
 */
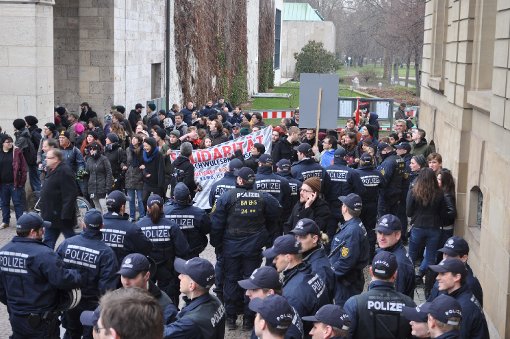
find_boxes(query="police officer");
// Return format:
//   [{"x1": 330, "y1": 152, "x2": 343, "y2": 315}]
[
  {"x1": 249, "y1": 295, "x2": 295, "y2": 339},
  {"x1": 255, "y1": 154, "x2": 292, "y2": 242},
  {"x1": 164, "y1": 257, "x2": 225, "y2": 338},
  {"x1": 118, "y1": 253, "x2": 174, "y2": 317},
  {"x1": 395, "y1": 142, "x2": 412, "y2": 241},
  {"x1": 291, "y1": 143, "x2": 331, "y2": 191},
  {"x1": 329, "y1": 193, "x2": 369, "y2": 306},
  {"x1": 324, "y1": 147, "x2": 365, "y2": 241},
  {"x1": 208, "y1": 158, "x2": 243, "y2": 302},
  {"x1": 355, "y1": 153, "x2": 383, "y2": 260},
  {"x1": 290, "y1": 218, "x2": 335, "y2": 302},
  {"x1": 57, "y1": 209, "x2": 119, "y2": 339},
  {"x1": 102, "y1": 190, "x2": 152, "y2": 264},
  {"x1": 422, "y1": 295, "x2": 463, "y2": 339},
  {"x1": 211, "y1": 167, "x2": 281, "y2": 330},
  {"x1": 376, "y1": 142, "x2": 405, "y2": 216},
  {"x1": 344, "y1": 251, "x2": 415, "y2": 338},
  {"x1": 209, "y1": 158, "x2": 244, "y2": 208},
  {"x1": 429, "y1": 258, "x2": 489, "y2": 339},
  {"x1": 428, "y1": 236, "x2": 483, "y2": 306},
  {"x1": 302, "y1": 304, "x2": 351, "y2": 339},
  {"x1": 238, "y1": 266, "x2": 304, "y2": 339},
  {"x1": 137, "y1": 194, "x2": 189, "y2": 304},
  {"x1": 375, "y1": 214, "x2": 415, "y2": 298},
  {"x1": 0, "y1": 212, "x2": 84, "y2": 338},
  {"x1": 164, "y1": 183, "x2": 211, "y2": 258},
  {"x1": 264, "y1": 234, "x2": 329, "y2": 336},
  {"x1": 275, "y1": 159, "x2": 302, "y2": 220}
]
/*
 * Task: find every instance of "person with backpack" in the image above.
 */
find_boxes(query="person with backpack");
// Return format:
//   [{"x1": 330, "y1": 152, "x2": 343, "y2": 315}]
[
  {"x1": 24, "y1": 116, "x2": 42, "y2": 192},
  {"x1": 13, "y1": 119, "x2": 39, "y2": 192}
]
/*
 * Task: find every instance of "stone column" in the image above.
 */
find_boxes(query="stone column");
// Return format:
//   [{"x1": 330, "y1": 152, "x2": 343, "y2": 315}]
[{"x1": 0, "y1": 0, "x2": 54, "y2": 134}]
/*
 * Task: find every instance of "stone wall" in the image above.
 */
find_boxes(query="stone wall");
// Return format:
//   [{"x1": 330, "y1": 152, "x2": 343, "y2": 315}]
[
  {"x1": 281, "y1": 20, "x2": 335, "y2": 79},
  {"x1": 0, "y1": 0, "x2": 54, "y2": 134},
  {"x1": 420, "y1": 0, "x2": 510, "y2": 337}
]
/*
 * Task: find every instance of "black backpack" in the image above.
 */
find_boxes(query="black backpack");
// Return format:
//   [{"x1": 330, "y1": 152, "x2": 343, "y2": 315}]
[{"x1": 23, "y1": 137, "x2": 37, "y2": 166}]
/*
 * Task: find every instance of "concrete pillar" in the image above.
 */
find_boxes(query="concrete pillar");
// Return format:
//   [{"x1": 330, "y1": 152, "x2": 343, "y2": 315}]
[{"x1": 0, "y1": 0, "x2": 55, "y2": 135}]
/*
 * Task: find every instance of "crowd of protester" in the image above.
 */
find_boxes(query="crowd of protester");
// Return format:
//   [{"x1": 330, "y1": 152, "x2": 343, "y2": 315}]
[{"x1": 0, "y1": 98, "x2": 488, "y2": 339}]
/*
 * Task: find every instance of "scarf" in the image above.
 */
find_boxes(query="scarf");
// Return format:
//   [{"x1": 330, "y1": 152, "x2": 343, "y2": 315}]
[
  {"x1": 129, "y1": 144, "x2": 141, "y2": 167},
  {"x1": 143, "y1": 147, "x2": 160, "y2": 163}
]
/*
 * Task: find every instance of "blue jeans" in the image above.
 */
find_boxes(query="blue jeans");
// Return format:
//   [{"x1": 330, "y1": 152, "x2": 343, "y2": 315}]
[
  {"x1": 127, "y1": 189, "x2": 145, "y2": 220},
  {"x1": 408, "y1": 227, "x2": 441, "y2": 274},
  {"x1": 0, "y1": 184, "x2": 25, "y2": 223},
  {"x1": 43, "y1": 224, "x2": 76, "y2": 250},
  {"x1": 28, "y1": 164, "x2": 41, "y2": 192}
]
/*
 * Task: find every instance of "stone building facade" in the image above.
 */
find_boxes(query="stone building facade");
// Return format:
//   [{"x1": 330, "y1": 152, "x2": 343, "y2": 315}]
[
  {"x1": 0, "y1": 0, "x2": 275, "y2": 135},
  {"x1": 420, "y1": 0, "x2": 510, "y2": 337}
]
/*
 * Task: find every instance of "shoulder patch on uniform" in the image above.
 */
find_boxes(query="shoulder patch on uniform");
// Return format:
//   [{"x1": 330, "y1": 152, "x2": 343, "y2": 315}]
[
  {"x1": 341, "y1": 247, "x2": 349, "y2": 257},
  {"x1": 380, "y1": 168, "x2": 385, "y2": 176}
]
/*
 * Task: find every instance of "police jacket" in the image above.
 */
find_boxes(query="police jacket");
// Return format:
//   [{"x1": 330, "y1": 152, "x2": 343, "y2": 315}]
[
  {"x1": 302, "y1": 245, "x2": 335, "y2": 302},
  {"x1": 40, "y1": 162, "x2": 78, "y2": 227},
  {"x1": 284, "y1": 198, "x2": 330, "y2": 234},
  {"x1": 435, "y1": 330, "x2": 460, "y2": 339},
  {"x1": 282, "y1": 262, "x2": 329, "y2": 335},
  {"x1": 290, "y1": 158, "x2": 331, "y2": 187},
  {"x1": 0, "y1": 237, "x2": 83, "y2": 315},
  {"x1": 446, "y1": 283, "x2": 489, "y2": 339},
  {"x1": 376, "y1": 242, "x2": 415, "y2": 298},
  {"x1": 102, "y1": 212, "x2": 152, "y2": 264},
  {"x1": 56, "y1": 228, "x2": 119, "y2": 301},
  {"x1": 277, "y1": 171, "x2": 302, "y2": 219},
  {"x1": 86, "y1": 155, "x2": 113, "y2": 196},
  {"x1": 406, "y1": 190, "x2": 446, "y2": 229},
  {"x1": 343, "y1": 280, "x2": 415, "y2": 339},
  {"x1": 137, "y1": 216, "x2": 189, "y2": 265},
  {"x1": 428, "y1": 263, "x2": 483, "y2": 307},
  {"x1": 255, "y1": 166, "x2": 292, "y2": 211},
  {"x1": 208, "y1": 172, "x2": 237, "y2": 208},
  {"x1": 355, "y1": 165, "x2": 383, "y2": 205},
  {"x1": 325, "y1": 159, "x2": 365, "y2": 205},
  {"x1": 163, "y1": 293, "x2": 225, "y2": 339},
  {"x1": 163, "y1": 201, "x2": 210, "y2": 257},
  {"x1": 250, "y1": 306, "x2": 304, "y2": 339},
  {"x1": 377, "y1": 152, "x2": 404, "y2": 202},
  {"x1": 148, "y1": 280, "x2": 174, "y2": 316},
  {"x1": 329, "y1": 218, "x2": 369, "y2": 278},
  {"x1": 401, "y1": 153, "x2": 413, "y2": 193},
  {"x1": 210, "y1": 185, "x2": 281, "y2": 255}
]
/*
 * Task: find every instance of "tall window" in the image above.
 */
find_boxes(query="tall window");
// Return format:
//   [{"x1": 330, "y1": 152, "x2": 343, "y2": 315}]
[
  {"x1": 274, "y1": 9, "x2": 281, "y2": 70},
  {"x1": 469, "y1": 186, "x2": 483, "y2": 228},
  {"x1": 151, "y1": 63, "x2": 162, "y2": 99}
]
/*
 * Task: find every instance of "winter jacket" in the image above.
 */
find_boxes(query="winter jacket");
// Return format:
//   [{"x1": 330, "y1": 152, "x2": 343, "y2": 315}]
[
  {"x1": 0, "y1": 148, "x2": 27, "y2": 188},
  {"x1": 104, "y1": 142, "x2": 126, "y2": 177},
  {"x1": 125, "y1": 146, "x2": 144, "y2": 190},
  {"x1": 86, "y1": 155, "x2": 113, "y2": 196},
  {"x1": 284, "y1": 198, "x2": 330, "y2": 233},
  {"x1": 406, "y1": 190, "x2": 446, "y2": 229},
  {"x1": 208, "y1": 131, "x2": 228, "y2": 146},
  {"x1": 411, "y1": 138, "x2": 433, "y2": 158},
  {"x1": 170, "y1": 155, "x2": 197, "y2": 197}
]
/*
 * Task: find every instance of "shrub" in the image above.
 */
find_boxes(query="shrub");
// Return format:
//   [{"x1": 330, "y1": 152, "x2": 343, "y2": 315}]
[
  {"x1": 358, "y1": 67, "x2": 378, "y2": 83},
  {"x1": 294, "y1": 41, "x2": 340, "y2": 80}
]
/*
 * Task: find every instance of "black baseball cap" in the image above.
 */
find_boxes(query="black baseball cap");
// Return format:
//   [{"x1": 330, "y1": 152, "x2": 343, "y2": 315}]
[
  {"x1": 372, "y1": 251, "x2": 398, "y2": 279},
  {"x1": 83, "y1": 209, "x2": 103, "y2": 229},
  {"x1": 402, "y1": 302, "x2": 430, "y2": 323},
  {"x1": 429, "y1": 258, "x2": 468, "y2": 278},
  {"x1": 16, "y1": 212, "x2": 51, "y2": 231},
  {"x1": 294, "y1": 143, "x2": 311, "y2": 153},
  {"x1": 302, "y1": 304, "x2": 350, "y2": 331},
  {"x1": 395, "y1": 142, "x2": 411, "y2": 152},
  {"x1": 421, "y1": 294, "x2": 462, "y2": 326},
  {"x1": 80, "y1": 307, "x2": 100, "y2": 327},
  {"x1": 359, "y1": 152, "x2": 373, "y2": 162},
  {"x1": 377, "y1": 142, "x2": 392, "y2": 151},
  {"x1": 135, "y1": 103, "x2": 144, "y2": 109},
  {"x1": 438, "y1": 236, "x2": 469, "y2": 257},
  {"x1": 375, "y1": 214, "x2": 402, "y2": 235},
  {"x1": 234, "y1": 167, "x2": 256, "y2": 181},
  {"x1": 339, "y1": 193, "x2": 362, "y2": 212},
  {"x1": 263, "y1": 234, "x2": 301, "y2": 258},
  {"x1": 147, "y1": 194, "x2": 163, "y2": 208},
  {"x1": 334, "y1": 147, "x2": 347, "y2": 158},
  {"x1": 174, "y1": 257, "x2": 215, "y2": 289},
  {"x1": 257, "y1": 154, "x2": 273, "y2": 164},
  {"x1": 238, "y1": 266, "x2": 281, "y2": 290},
  {"x1": 228, "y1": 158, "x2": 244, "y2": 171},
  {"x1": 276, "y1": 159, "x2": 291, "y2": 170},
  {"x1": 106, "y1": 190, "x2": 129, "y2": 209},
  {"x1": 117, "y1": 253, "x2": 151, "y2": 278},
  {"x1": 290, "y1": 218, "x2": 320, "y2": 236},
  {"x1": 249, "y1": 295, "x2": 293, "y2": 330}
]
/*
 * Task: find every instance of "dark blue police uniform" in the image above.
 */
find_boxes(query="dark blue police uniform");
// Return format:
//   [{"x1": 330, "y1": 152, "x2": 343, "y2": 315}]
[
  {"x1": 376, "y1": 149, "x2": 404, "y2": 216},
  {"x1": 445, "y1": 284, "x2": 488, "y2": 339},
  {"x1": 137, "y1": 214, "x2": 189, "y2": 303},
  {"x1": 355, "y1": 160, "x2": 383, "y2": 259},
  {"x1": 376, "y1": 242, "x2": 415, "y2": 298},
  {"x1": 302, "y1": 246, "x2": 336, "y2": 303},
  {"x1": 102, "y1": 211, "x2": 152, "y2": 264},
  {"x1": 276, "y1": 170, "x2": 302, "y2": 217},
  {"x1": 0, "y1": 221, "x2": 83, "y2": 338},
  {"x1": 209, "y1": 172, "x2": 238, "y2": 208},
  {"x1": 210, "y1": 174, "x2": 281, "y2": 324},
  {"x1": 57, "y1": 223, "x2": 119, "y2": 339},
  {"x1": 329, "y1": 217, "x2": 369, "y2": 306},
  {"x1": 291, "y1": 157, "x2": 331, "y2": 188}
]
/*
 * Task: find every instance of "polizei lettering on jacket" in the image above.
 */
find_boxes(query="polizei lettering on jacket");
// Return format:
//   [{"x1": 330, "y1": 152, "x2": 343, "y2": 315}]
[
  {"x1": 256, "y1": 179, "x2": 281, "y2": 193},
  {"x1": 289, "y1": 183, "x2": 299, "y2": 196},
  {"x1": 141, "y1": 225, "x2": 171, "y2": 242},
  {"x1": 64, "y1": 244, "x2": 99, "y2": 269},
  {"x1": 210, "y1": 304, "x2": 225, "y2": 327},
  {"x1": 360, "y1": 175, "x2": 381, "y2": 187},
  {"x1": 236, "y1": 192, "x2": 261, "y2": 198},
  {"x1": 327, "y1": 170, "x2": 348, "y2": 181},
  {"x1": 101, "y1": 229, "x2": 126, "y2": 248},
  {"x1": 367, "y1": 300, "x2": 405, "y2": 312},
  {"x1": 302, "y1": 170, "x2": 323, "y2": 180},
  {"x1": 214, "y1": 184, "x2": 235, "y2": 199},
  {"x1": 0, "y1": 251, "x2": 28, "y2": 274},
  {"x1": 307, "y1": 274, "x2": 326, "y2": 298},
  {"x1": 167, "y1": 215, "x2": 196, "y2": 230}
]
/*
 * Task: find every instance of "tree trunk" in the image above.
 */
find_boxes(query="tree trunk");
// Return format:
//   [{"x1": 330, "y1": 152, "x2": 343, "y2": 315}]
[
  {"x1": 414, "y1": 50, "x2": 421, "y2": 97},
  {"x1": 383, "y1": 49, "x2": 390, "y2": 81},
  {"x1": 405, "y1": 55, "x2": 411, "y2": 87},
  {"x1": 393, "y1": 61, "x2": 399, "y2": 84}
]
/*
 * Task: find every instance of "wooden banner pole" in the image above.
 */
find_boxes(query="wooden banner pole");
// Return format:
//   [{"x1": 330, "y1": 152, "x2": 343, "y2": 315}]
[{"x1": 315, "y1": 88, "x2": 322, "y2": 148}]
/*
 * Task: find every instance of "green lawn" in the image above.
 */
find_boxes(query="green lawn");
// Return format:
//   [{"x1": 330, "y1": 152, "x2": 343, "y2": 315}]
[
  {"x1": 337, "y1": 65, "x2": 416, "y2": 79},
  {"x1": 249, "y1": 81, "x2": 369, "y2": 111}
]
